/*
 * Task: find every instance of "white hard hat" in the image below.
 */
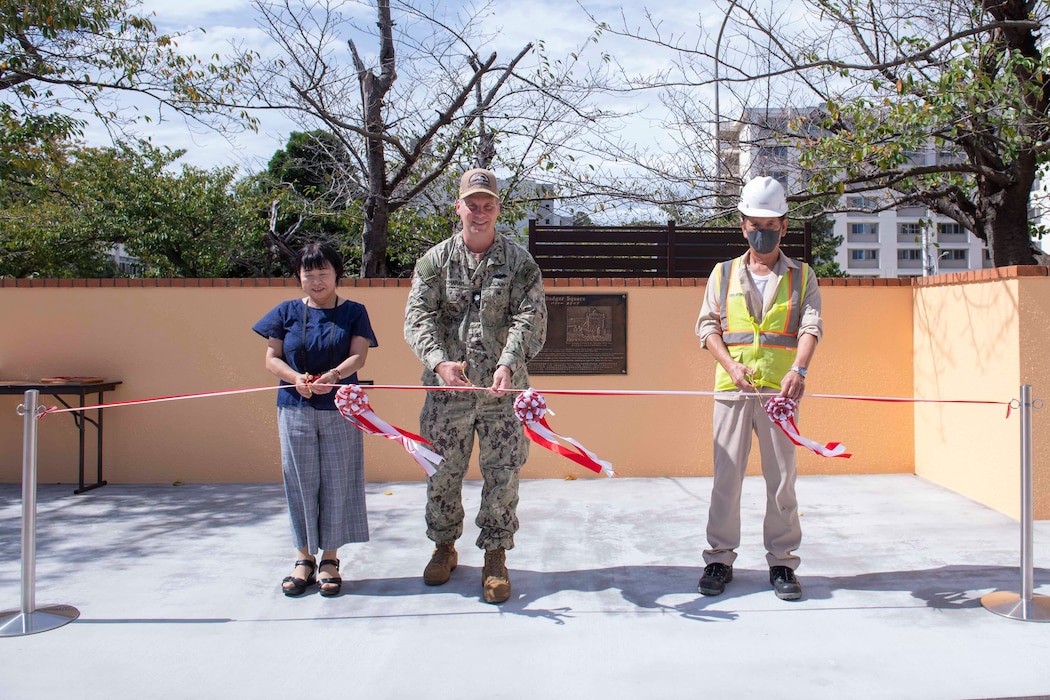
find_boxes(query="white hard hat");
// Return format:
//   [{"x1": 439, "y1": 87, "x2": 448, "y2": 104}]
[{"x1": 737, "y1": 176, "x2": 788, "y2": 217}]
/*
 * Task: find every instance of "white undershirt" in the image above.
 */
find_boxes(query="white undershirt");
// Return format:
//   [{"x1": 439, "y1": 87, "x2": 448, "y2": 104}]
[{"x1": 748, "y1": 269, "x2": 775, "y2": 299}]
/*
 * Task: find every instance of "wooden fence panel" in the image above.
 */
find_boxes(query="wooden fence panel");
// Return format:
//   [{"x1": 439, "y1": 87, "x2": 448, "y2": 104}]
[{"x1": 527, "y1": 221, "x2": 811, "y2": 278}]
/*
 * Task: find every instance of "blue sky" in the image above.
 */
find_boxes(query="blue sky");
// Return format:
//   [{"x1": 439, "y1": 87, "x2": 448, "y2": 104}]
[{"x1": 87, "y1": 0, "x2": 724, "y2": 175}]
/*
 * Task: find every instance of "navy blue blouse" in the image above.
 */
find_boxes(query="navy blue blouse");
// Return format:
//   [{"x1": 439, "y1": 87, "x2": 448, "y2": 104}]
[{"x1": 253, "y1": 298, "x2": 379, "y2": 410}]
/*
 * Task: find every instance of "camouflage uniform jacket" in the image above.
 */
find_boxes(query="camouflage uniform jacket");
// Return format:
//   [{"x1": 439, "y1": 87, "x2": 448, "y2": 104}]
[{"x1": 404, "y1": 232, "x2": 547, "y2": 391}]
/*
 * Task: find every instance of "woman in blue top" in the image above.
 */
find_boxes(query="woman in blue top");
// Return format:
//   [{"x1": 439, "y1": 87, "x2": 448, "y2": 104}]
[{"x1": 253, "y1": 241, "x2": 378, "y2": 597}]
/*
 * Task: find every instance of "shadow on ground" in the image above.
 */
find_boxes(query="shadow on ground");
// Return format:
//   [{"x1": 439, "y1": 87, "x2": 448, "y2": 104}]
[{"x1": 331, "y1": 562, "x2": 1041, "y2": 624}]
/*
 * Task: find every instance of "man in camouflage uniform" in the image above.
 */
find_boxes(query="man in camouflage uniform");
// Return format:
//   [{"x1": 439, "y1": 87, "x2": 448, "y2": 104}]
[{"x1": 404, "y1": 168, "x2": 547, "y2": 604}]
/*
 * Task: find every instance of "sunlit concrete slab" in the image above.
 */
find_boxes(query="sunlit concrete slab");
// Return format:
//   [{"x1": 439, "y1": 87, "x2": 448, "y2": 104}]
[{"x1": 1, "y1": 475, "x2": 1049, "y2": 699}]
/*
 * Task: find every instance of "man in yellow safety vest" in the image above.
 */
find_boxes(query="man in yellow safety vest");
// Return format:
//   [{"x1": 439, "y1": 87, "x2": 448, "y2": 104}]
[{"x1": 694, "y1": 176, "x2": 823, "y2": 600}]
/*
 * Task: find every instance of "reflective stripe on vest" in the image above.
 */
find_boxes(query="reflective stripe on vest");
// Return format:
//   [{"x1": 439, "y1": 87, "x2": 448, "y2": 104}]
[{"x1": 714, "y1": 257, "x2": 807, "y2": 391}]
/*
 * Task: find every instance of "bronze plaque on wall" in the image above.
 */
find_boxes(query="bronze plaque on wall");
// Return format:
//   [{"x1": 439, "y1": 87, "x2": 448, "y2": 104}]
[{"x1": 529, "y1": 294, "x2": 627, "y2": 375}]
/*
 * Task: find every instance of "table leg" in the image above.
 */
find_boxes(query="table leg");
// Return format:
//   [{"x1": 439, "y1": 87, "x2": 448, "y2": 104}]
[
  {"x1": 76, "y1": 392, "x2": 86, "y2": 492},
  {"x1": 94, "y1": 391, "x2": 106, "y2": 489},
  {"x1": 72, "y1": 391, "x2": 107, "y2": 495}
]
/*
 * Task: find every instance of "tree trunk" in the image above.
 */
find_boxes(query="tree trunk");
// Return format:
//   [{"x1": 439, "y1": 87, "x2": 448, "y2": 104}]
[
  {"x1": 355, "y1": 0, "x2": 395, "y2": 278},
  {"x1": 980, "y1": 1, "x2": 1043, "y2": 267},
  {"x1": 361, "y1": 192, "x2": 390, "y2": 277},
  {"x1": 983, "y1": 189, "x2": 1037, "y2": 267},
  {"x1": 359, "y1": 61, "x2": 388, "y2": 279},
  {"x1": 978, "y1": 157, "x2": 1039, "y2": 267}
]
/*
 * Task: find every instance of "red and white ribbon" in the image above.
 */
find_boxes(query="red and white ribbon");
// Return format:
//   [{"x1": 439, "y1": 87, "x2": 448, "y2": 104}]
[
  {"x1": 764, "y1": 396, "x2": 851, "y2": 458},
  {"x1": 514, "y1": 389, "x2": 615, "y2": 477},
  {"x1": 335, "y1": 385, "x2": 443, "y2": 476}
]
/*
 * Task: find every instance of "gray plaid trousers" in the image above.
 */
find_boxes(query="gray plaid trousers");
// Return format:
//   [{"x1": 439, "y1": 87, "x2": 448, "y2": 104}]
[{"x1": 278, "y1": 406, "x2": 369, "y2": 552}]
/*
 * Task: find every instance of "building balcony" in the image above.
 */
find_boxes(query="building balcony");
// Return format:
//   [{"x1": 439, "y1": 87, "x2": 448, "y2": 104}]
[{"x1": 848, "y1": 258, "x2": 880, "y2": 269}]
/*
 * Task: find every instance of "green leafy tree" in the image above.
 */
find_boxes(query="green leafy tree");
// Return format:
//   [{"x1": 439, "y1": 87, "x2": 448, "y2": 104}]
[
  {"x1": 0, "y1": 0, "x2": 257, "y2": 186},
  {"x1": 260, "y1": 130, "x2": 363, "y2": 269},
  {"x1": 791, "y1": 196, "x2": 845, "y2": 277},
  {"x1": 594, "y1": 0, "x2": 1050, "y2": 266},
  {"x1": 257, "y1": 130, "x2": 459, "y2": 278},
  {"x1": 0, "y1": 140, "x2": 269, "y2": 277},
  {"x1": 785, "y1": 0, "x2": 1049, "y2": 267},
  {"x1": 267, "y1": 130, "x2": 361, "y2": 205},
  {"x1": 807, "y1": 215, "x2": 846, "y2": 278},
  {"x1": 0, "y1": 184, "x2": 115, "y2": 277},
  {"x1": 82, "y1": 143, "x2": 269, "y2": 277}
]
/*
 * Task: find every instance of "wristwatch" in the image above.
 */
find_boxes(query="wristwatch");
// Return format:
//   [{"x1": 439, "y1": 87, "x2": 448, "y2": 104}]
[{"x1": 790, "y1": 366, "x2": 808, "y2": 379}]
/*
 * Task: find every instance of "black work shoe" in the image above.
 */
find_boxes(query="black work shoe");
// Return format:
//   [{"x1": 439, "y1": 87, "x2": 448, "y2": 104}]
[
  {"x1": 770, "y1": 566, "x2": 802, "y2": 600},
  {"x1": 698, "y1": 563, "x2": 734, "y2": 596}
]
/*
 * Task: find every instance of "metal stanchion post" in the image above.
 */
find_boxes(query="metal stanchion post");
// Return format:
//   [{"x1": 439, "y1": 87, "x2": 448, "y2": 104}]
[
  {"x1": 982, "y1": 384, "x2": 1050, "y2": 621},
  {"x1": 0, "y1": 390, "x2": 80, "y2": 637}
]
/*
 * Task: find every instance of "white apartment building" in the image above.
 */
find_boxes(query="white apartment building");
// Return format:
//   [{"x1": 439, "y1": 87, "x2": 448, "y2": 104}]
[
  {"x1": 834, "y1": 198, "x2": 990, "y2": 278},
  {"x1": 109, "y1": 243, "x2": 143, "y2": 276},
  {"x1": 721, "y1": 108, "x2": 992, "y2": 278}
]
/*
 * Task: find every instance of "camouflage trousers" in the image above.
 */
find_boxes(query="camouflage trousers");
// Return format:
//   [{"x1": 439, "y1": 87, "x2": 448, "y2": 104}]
[{"x1": 420, "y1": 391, "x2": 529, "y2": 551}]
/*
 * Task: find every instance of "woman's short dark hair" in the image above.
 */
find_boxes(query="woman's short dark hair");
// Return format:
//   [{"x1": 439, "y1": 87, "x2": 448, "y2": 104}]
[{"x1": 297, "y1": 241, "x2": 344, "y2": 279}]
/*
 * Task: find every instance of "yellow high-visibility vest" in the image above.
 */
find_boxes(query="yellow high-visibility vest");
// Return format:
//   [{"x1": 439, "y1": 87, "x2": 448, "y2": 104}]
[{"x1": 714, "y1": 257, "x2": 808, "y2": 391}]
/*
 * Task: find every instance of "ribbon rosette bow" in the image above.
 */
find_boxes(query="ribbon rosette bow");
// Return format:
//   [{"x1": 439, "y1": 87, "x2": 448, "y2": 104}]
[
  {"x1": 764, "y1": 396, "x2": 851, "y2": 459},
  {"x1": 514, "y1": 389, "x2": 614, "y2": 477},
  {"x1": 335, "y1": 384, "x2": 443, "y2": 475}
]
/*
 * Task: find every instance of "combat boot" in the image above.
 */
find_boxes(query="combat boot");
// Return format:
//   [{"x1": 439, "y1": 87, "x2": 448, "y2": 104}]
[
  {"x1": 423, "y1": 542, "x2": 457, "y2": 586},
  {"x1": 482, "y1": 547, "x2": 511, "y2": 604}
]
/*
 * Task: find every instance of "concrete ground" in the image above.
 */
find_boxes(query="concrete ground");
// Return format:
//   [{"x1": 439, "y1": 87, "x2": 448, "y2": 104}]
[{"x1": 1, "y1": 474, "x2": 1049, "y2": 700}]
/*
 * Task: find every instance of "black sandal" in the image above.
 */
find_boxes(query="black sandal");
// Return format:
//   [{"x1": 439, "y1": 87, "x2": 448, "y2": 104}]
[
  {"x1": 281, "y1": 559, "x2": 317, "y2": 597},
  {"x1": 318, "y1": 558, "x2": 342, "y2": 597}
]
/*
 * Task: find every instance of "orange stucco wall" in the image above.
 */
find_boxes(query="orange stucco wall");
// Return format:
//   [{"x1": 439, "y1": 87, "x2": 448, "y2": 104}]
[
  {"x1": 912, "y1": 271, "x2": 1050, "y2": 519},
  {"x1": 1, "y1": 269, "x2": 1045, "y2": 517}
]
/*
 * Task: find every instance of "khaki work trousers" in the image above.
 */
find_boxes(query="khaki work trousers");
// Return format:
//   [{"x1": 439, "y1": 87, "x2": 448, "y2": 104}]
[{"x1": 704, "y1": 393, "x2": 802, "y2": 570}]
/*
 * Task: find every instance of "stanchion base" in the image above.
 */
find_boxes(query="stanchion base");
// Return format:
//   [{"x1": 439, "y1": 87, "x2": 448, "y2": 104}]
[
  {"x1": 981, "y1": 591, "x2": 1050, "y2": 622},
  {"x1": 0, "y1": 605, "x2": 80, "y2": 637}
]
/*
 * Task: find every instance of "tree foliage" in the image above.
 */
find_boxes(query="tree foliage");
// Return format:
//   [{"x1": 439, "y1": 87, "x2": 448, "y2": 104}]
[
  {"x1": 0, "y1": 140, "x2": 269, "y2": 277},
  {"x1": 785, "y1": 0, "x2": 1048, "y2": 266},
  {"x1": 774, "y1": 192, "x2": 843, "y2": 277},
  {"x1": 256, "y1": 129, "x2": 462, "y2": 277},
  {"x1": 245, "y1": 0, "x2": 617, "y2": 276},
  {"x1": 0, "y1": 0, "x2": 258, "y2": 185},
  {"x1": 592, "y1": 0, "x2": 1050, "y2": 266},
  {"x1": 259, "y1": 130, "x2": 362, "y2": 268}
]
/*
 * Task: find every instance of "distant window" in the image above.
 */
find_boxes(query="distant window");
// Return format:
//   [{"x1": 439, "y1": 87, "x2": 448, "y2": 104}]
[
  {"x1": 898, "y1": 249, "x2": 923, "y2": 260},
  {"x1": 899, "y1": 223, "x2": 923, "y2": 238},
  {"x1": 944, "y1": 249, "x2": 967, "y2": 261},
  {"x1": 850, "y1": 249, "x2": 878, "y2": 261},
  {"x1": 846, "y1": 196, "x2": 878, "y2": 209},
  {"x1": 938, "y1": 223, "x2": 964, "y2": 235},
  {"x1": 768, "y1": 171, "x2": 788, "y2": 186},
  {"x1": 850, "y1": 223, "x2": 878, "y2": 236},
  {"x1": 759, "y1": 146, "x2": 789, "y2": 159}
]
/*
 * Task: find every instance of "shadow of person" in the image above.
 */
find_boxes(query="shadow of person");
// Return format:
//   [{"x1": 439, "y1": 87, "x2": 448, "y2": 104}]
[
  {"x1": 798, "y1": 564, "x2": 1049, "y2": 609},
  {"x1": 344, "y1": 562, "x2": 1049, "y2": 623},
  {"x1": 347, "y1": 563, "x2": 742, "y2": 623}
]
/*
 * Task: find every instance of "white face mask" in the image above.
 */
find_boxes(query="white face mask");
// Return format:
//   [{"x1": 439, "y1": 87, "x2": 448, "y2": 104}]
[{"x1": 746, "y1": 228, "x2": 780, "y2": 254}]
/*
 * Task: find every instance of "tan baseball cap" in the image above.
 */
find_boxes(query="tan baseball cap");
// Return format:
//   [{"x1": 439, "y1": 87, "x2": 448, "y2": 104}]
[{"x1": 459, "y1": 168, "x2": 499, "y2": 198}]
